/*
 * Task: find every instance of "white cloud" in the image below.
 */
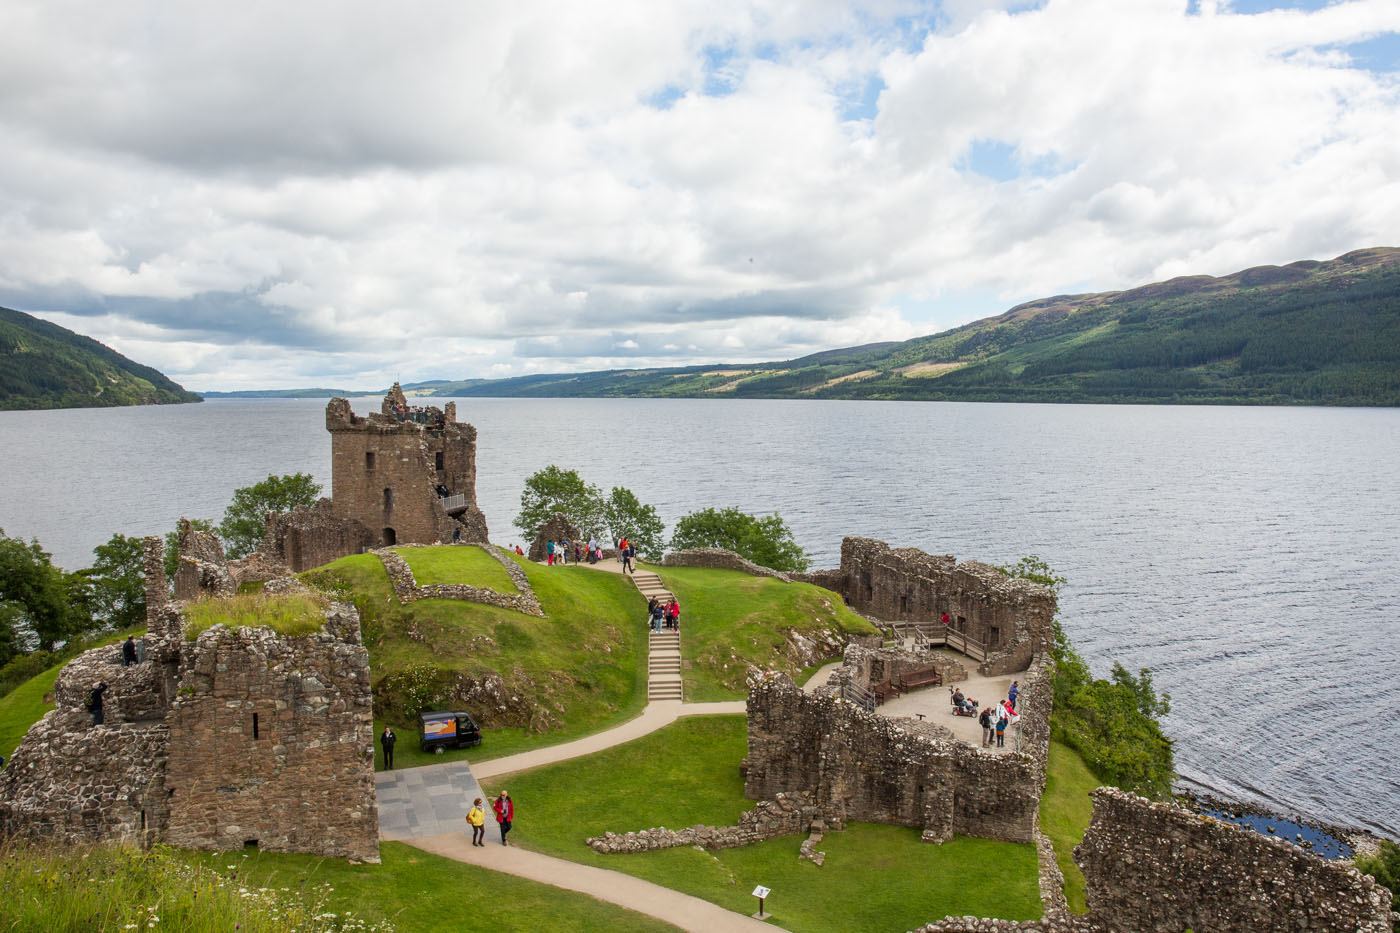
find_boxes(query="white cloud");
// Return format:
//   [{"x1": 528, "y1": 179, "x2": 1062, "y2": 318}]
[{"x1": 2, "y1": 0, "x2": 1399, "y2": 389}]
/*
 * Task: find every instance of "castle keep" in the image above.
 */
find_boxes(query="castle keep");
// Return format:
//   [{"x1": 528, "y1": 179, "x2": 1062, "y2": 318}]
[{"x1": 269, "y1": 384, "x2": 489, "y2": 570}]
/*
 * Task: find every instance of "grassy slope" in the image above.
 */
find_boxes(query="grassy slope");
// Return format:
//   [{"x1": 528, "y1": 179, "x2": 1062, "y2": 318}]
[
  {"x1": 0, "y1": 305, "x2": 200, "y2": 410},
  {"x1": 303, "y1": 551, "x2": 649, "y2": 770},
  {"x1": 652, "y1": 565, "x2": 877, "y2": 702},
  {"x1": 0, "y1": 663, "x2": 61, "y2": 759},
  {"x1": 482, "y1": 716, "x2": 1041, "y2": 932},
  {"x1": 394, "y1": 545, "x2": 517, "y2": 591},
  {"x1": 183, "y1": 592, "x2": 327, "y2": 640},
  {"x1": 178, "y1": 842, "x2": 675, "y2": 933},
  {"x1": 1039, "y1": 740, "x2": 1100, "y2": 914}
]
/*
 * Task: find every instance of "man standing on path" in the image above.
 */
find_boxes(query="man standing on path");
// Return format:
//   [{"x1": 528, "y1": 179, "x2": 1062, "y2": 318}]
[
  {"x1": 493, "y1": 791, "x2": 514, "y2": 845},
  {"x1": 621, "y1": 543, "x2": 634, "y2": 574},
  {"x1": 467, "y1": 797, "x2": 487, "y2": 847},
  {"x1": 381, "y1": 726, "x2": 397, "y2": 769},
  {"x1": 121, "y1": 635, "x2": 138, "y2": 667}
]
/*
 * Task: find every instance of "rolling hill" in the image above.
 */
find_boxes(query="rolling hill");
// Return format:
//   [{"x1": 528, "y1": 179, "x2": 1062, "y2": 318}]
[
  {"x1": 0, "y1": 307, "x2": 200, "y2": 411},
  {"x1": 436, "y1": 247, "x2": 1400, "y2": 406}
]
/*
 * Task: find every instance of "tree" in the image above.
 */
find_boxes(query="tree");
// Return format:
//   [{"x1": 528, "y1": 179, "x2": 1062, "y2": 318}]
[
  {"x1": 669, "y1": 507, "x2": 810, "y2": 572},
  {"x1": 165, "y1": 518, "x2": 216, "y2": 581},
  {"x1": 0, "y1": 529, "x2": 90, "y2": 652},
  {"x1": 604, "y1": 487, "x2": 665, "y2": 559},
  {"x1": 218, "y1": 473, "x2": 322, "y2": 558},
  {"x1": 514, "y1": 466, "x2": 606, "y2": 540},
  {"x1": 83, "y1": 533, "x2": 147, "y2": 631}
]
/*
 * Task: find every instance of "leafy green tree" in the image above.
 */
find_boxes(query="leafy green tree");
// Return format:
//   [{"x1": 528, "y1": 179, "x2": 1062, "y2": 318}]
[
  {"x1": 165, "y1": 518, "x2": 216, "y2": 580},
  {"x1": 603, "y1": 487, "x2": 665, "y2": 559},
  {"x1": 0, "y1": 529, "x2": 90, "y2": 652},
  {"x1": 218, "y1": 473, "x2": 322, "y2": 558},
  {"x1": 81, "y1": 533, "x2": 147, "y2": 631},
  {"x1": 669, "y1": 507, "x2": 810, "y2": 572},
  {"x1": 514, "y1": 466, "x2": 606, "y2": 540},
  {"x1": 0, "y1": 600, "x2": 23, "y2": 668}
]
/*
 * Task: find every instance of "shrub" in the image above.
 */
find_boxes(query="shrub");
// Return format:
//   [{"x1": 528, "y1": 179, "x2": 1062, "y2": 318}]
[
  {"x1": 669, "y1": 507, "x2": 810, "y2": 572},
  {"x1": 1356, "y1": 840, "x2": 1400, "y2": 911}
]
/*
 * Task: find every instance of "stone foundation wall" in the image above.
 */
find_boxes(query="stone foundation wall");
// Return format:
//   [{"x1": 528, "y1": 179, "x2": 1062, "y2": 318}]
[
  {"x1": 374, "y1": 545, "x2": 543, "y2": 616},
  {"x1": 264, "y1": 499, "x2": 375, "y2": 572},
  {"x1": 661, "y1": 548, "x2": 792, "y2": 581},
  {"x1": 743, "y1": 671, "x2": 1044, "y2": 844},
  {"x1": 164, "y1": 613, "x2": 377, "y2": 861},
  {"x1": 587, "y1": 792, "x2": 826, "y2": 854},
  {"x1": 821, "y1": 643, "x2": 970, "y2": 695},
  {"x1": 1076, "y1": 788, "x2": 1395, "y2": 933},
  {"x1": 827, "y1": 537, "x2": 1057, "y2": 676}
]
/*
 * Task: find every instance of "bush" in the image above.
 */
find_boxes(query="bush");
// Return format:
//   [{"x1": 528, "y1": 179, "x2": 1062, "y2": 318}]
[
  {"x1": 669, "y1": 507, "x2": 810, "y2": 572},
  {"x1": 1000, "y1": 557, "x2": 1175, "y2": 797},
  {"x1": 1356, "y1": 840, "x2": 1400, "y2": 911}
]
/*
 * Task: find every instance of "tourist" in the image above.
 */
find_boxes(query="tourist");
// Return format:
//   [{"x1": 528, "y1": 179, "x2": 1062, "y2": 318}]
[
  {"x1": 621, "y1": 544, "x2": 634, "y2": 575},
  {"x1": 951, "y1": 687, "x2": 965, "y2": 708},
  {"x1": 560, "y1": 538, "x2": 570, "y2": 564},
  {"x1": 651, "y1": 601, "x2": 665, "y2": 632},
  {"x1": 618, "y1": 535, "x2": 629, "y2": 557},
  {"x1": 647, "y1": 596, "x2": 659, "y2": 626},
  {"x1": 121, "y1": 635, "x2": 138, "y2": 667},
  {"x1": 995, "y1": 711, "x2": 1008, "y2": 748},
  {"x1": 381, "y1": 726, "x2": 397, "y2": 769},
  {"x1": 546, "y1": 539, "x2": 556, "y2": 566},
  {"x1": 979, "y1": 706, "x2": 994, "y2": 747},
  {"x1": 493, "y1": 791, "x2": 514, "y2": 845},
  {"x1": 88, "y1": 682, "x2": 108, "y2": 726},
  {"x1": 514, "y1": 544, "x2": 524, "y2": 556},
  {"x1": 574, "y1": 541, "x2": 582, "y2": 563},
  {"x1": 666, "y1": 599, "x2": 680, "y2": 631},
  {"x1": 467, "y1": 797, "x2": 487, "y2": 847},
  {"x1": 1008, "y1": 680, "x2": 1019, "y2": 711},
  {"x1": 452, "y1": 526, "x2": 461, "y2": 544},
  {"x1": 940, "y1": 611, "x2": 950, "y2": 626}
]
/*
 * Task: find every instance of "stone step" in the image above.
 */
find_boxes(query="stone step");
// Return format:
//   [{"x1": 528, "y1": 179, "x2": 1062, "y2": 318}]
[{"x1": 649, "y1": 663, "x2": 681, "y2": 673}]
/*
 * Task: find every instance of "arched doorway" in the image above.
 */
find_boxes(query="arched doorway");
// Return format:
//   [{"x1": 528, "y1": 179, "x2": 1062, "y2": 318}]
[{"x1": 383, "y1": 527, "x2": 397, "y2": 546}]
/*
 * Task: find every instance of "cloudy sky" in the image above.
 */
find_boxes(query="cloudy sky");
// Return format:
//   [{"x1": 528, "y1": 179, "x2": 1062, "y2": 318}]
[{"x1": 2, "y1": 0, "x2": 1398, "y2": 390}]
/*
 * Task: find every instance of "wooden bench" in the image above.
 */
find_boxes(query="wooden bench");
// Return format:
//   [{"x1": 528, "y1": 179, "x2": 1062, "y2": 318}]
[
  {"x1": 871, "y1": 679, "x2": 898, "y2": 706},
  {"x1": 895, "y1": 667, "x2": 942, "y2": 693}
]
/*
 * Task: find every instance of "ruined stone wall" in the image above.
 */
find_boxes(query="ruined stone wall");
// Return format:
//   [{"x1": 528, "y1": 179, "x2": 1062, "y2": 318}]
[
  {"x1": 743, "y1": 672, "x2": 1043, "y2": 844},
  {"x1": 264, "y1": 498, "x2": 375, "y2": 573},
  {"x1": 528, "y1": 513, "x2": 581, "y2": 562},
  {"x1": 823, "y1": 643, "x2": 970, "y2": 693},
  {"x1": 326, "y1": 392, "x2": 488, "y2": 549},
  {"x1": 661, "y1": 548, "x2": 793, "y2": 581},
  {"x1": 831, "y1": 537, "x2": 1057, "y2": 676},
  {"x1": 374, "y1": 546, "x2": 543, "y2": 616},
  {"x1": 587, "y1": 792, "x2": 827, "y2": 854},
  {"x1": 1076, "y1": 788, "x2": 1395, "y2": 933},
  {"x1": 173, "y1": 519, "x2": 235, "y2": 600},
  {"x1": 163, "y1": 606, "x2": 377, "y2": 862}
]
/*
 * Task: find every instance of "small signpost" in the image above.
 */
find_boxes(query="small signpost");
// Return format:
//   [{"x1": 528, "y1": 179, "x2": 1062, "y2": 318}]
[{"x1": 752, "y1": 884, "x2": 772, "y2": 920}]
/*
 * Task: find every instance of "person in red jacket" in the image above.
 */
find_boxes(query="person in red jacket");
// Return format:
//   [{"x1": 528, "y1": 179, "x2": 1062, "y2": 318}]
[
  {"x1": 492, "y1": 790, "x2": 514, "y2": 845},
  {"x1": 665, "y1": 599, "x2": 680, "y2": 631}
]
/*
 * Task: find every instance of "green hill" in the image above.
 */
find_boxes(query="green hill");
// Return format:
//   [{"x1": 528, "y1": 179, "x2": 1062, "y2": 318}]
[
  {"x1": 438, "y1": 247, "x2": 1400, "y2": 406},
  {"x1": 0, "y1": 306, "x2": 200, "y2": 410}
]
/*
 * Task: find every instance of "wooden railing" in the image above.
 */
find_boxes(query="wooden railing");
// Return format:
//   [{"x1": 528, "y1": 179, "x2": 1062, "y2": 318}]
[
  {"x1": 887, "y1": 620, "x2": 988, "y2": 662},
  {"x1": 841, "y1": 680, "x2": 876, "y2": 713}
]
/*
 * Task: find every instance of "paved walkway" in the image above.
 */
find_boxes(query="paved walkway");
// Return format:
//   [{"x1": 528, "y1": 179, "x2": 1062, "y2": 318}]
[{"x1": 410, "y1": 832, "x2": 776, "y2": 932}]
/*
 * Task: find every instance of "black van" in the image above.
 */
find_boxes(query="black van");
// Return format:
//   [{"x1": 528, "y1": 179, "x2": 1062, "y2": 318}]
[{"x1": 418, "y1": 710, "x2": 483, "y2": 753}]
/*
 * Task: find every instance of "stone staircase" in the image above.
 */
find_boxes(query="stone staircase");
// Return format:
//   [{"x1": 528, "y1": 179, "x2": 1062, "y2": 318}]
[{"x1": 633, "y1": 570, "x2": 684, "y2": 702}]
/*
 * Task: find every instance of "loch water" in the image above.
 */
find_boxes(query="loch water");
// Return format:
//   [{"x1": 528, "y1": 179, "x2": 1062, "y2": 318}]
[{"x1": 1, "y1": 397, "x2": 1397, "y2": 837}]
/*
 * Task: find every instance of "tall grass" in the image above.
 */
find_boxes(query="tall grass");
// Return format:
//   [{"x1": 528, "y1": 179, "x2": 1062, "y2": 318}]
[
  {"x1": 0, "y1": 842, "x2": 389, "y2": 932},
  {"x1": 184, "y1": 593, "x2": 326, "y2": 641}
]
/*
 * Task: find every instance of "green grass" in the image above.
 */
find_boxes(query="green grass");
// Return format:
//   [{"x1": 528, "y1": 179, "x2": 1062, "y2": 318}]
[
  {"x1": 482, "y1": 716, "x2": 1041, "y2": 932},
  {"x1": 394, "y1": 545, "x2": 517, "y2": 592},
  {"x1": 1039, "y1": 740, "x2": 1100, "y2": 914},
  {"x1": 0, "y1": 661, "x2": 61, "y2": 760},
  {"x1": 179, "y1": 841, "x2": 676, "y2": 932},
  {"x1": 305, "y1": 553, "x2": 649, "y2": 772},
  {"x1": 649, "y1": 565, "x2": 877, "y2": 701},
  {"x1": 184, "y1": 592, "x2": 327, "y2": 640}
]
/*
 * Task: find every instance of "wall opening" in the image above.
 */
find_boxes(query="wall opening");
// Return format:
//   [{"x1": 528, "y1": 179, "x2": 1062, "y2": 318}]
[
  {"x1": 899, "y1": 593, "x2": 910, "y2": 613},
  {"x1": 365, "y1": 451, "x2": 376, "y2": 471},
  {"x1": 252, "y1": 712, "x2": 260, "y2": 739},
  {"x1": 989, "y1": 626, "x2": 1001, "y2": 648},
  {"x1": 957, "y1": 615, "x2": 967, "y2": 633},
  {"x1": 244, "y1": 839, "x2": 259, "y2": 849},
  {"x1": 435, "y1": 451, "x2": 445, "y2": 471},
  {"x1": 383, "y1": 527, "x2": 397, "y2": 546},
  {"x1": 383, "y1": 487, "x2": 393, "y2": 512}
]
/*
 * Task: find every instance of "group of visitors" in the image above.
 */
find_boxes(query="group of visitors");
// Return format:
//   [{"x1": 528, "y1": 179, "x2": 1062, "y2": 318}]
[
  {"x1": 543, "y1": 537, "x2": 614, "y2": 566},
  {"x1": 646, "y1": 596, "x2": 680, "y2": 632},
  {"x1": 972, "y1": 678, "x2": 1021, "y2": 749},
  {"x1": 466, "y1": 791, "x2": 514, "y2": 846}
]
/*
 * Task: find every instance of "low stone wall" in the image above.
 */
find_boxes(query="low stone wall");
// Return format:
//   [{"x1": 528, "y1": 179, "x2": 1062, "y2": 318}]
[
  {"x1": 1076, "y1": 788, "x2": 1395, "y2": 933},
  {"x1": 587, "y1": 792, "x2": 826, "y2": 854},
  {"x1": 661, "y1": 548, "x2": 792, "y2": 581},
  {"x1": 743, "y1": 671, "x2": 1044, "y2": 844},
  {"x1": 374, "y1": 545, "x2": 543, "y2": 616}
]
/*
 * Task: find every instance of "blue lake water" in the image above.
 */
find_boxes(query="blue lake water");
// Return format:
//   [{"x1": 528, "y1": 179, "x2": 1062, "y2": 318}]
[{"x1": 1, "y1": 397, "x2": 1397, "y2": 837}]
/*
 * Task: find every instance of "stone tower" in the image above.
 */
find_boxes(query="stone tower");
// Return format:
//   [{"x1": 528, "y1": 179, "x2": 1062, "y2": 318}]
[{"x1": 325, "y1": 384, "x2": 488, "y2": 547}]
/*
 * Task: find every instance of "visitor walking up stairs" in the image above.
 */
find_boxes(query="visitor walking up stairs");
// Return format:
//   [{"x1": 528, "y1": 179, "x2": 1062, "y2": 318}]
[{"x1": 632, "y1": 570, "x2": 684, "y2": 702}]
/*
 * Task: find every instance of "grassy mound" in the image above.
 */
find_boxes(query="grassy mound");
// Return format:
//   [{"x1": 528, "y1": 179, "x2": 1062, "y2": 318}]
[
  {"x1": 304, "y1": 551, "x2": 649, "y2": 769},
  {"x1": 0, "y1": 661, "x2": 61, "y2": 760},
  {"x1": 483, "y1": 716, "x2": 1041, "y2": 931},
  {"x1": 1039, "y1": 740, "x2": 1099, "y2": 913},
  {"x1": 184, "y1": 592, "x2": 327, "y2": 641},
  {"x1": 650, "y1": 565, "x2": 877, "y2": 701},
  {"x1": 394, "y1": 545, "x2": 517, "y2": 592}
]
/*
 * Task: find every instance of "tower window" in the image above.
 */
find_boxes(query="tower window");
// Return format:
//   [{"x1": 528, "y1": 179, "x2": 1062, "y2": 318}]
[
  {"x1": 383, "y1": 487, "x2": 394, "y2": 511},
  {"x1": 435, "y1": 451, "x2": 445, "y2": 471},
  {"x1": 366, "y1": 451, "x2": 376, "y2": 471},
  {"x1": 252, "y1": 712, "x2": 260, "y2": 739}
]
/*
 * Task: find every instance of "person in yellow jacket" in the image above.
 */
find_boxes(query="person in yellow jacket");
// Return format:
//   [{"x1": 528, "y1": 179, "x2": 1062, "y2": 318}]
[{"x1": 466, "y1": 797, "x2": 486, "y2": 847}]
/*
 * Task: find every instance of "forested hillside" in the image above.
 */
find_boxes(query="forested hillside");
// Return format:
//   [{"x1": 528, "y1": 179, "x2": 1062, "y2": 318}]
[
  {"x1": 437, "y1": 247, "x2": 1400, "y2": 406},
  {"x1": 0, "y1": 307, "x2": 200, "y2": 410}
]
